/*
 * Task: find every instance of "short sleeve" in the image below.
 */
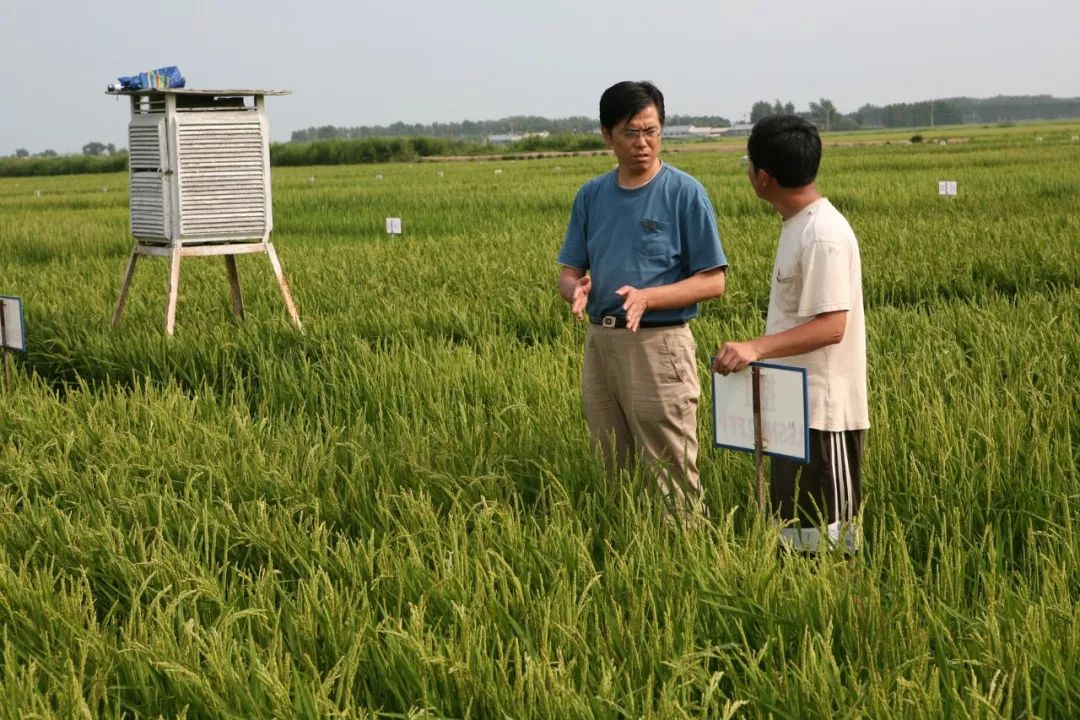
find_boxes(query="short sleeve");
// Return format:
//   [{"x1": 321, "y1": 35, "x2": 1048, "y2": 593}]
[
  {"x1": 683, "y1": 191, "x2": 727, "y2": 275},
  {"x1": 798, "y1": 239, "x2": 852, "y2": 317},
  {"x1": 556, "y1": 188, "x2": 589, "y2": 270}
]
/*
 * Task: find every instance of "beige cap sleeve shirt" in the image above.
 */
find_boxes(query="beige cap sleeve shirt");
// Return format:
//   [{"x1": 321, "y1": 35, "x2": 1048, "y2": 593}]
[{"x1": 765, "y1": 198, "x2": 870, "y2": 431}]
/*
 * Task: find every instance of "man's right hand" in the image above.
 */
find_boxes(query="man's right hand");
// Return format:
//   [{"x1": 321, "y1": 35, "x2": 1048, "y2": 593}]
[
  {"x1": 713, "y1": 339, "x2": 760, "y2": 375},
  {"x1": 559, "y1": 267, "x2": 592, "y2": 321},
  {"x1": 570, "y1": 276, "x2": 591, "y2": 321}
]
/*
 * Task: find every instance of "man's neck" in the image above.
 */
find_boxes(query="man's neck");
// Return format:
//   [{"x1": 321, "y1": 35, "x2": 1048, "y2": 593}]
[
  {"x1": 618, "y1": 160, "x2": 662, "y2": 189},
  {"x1": 772, "y1": 185, "x2": 822, "y2": 220}
]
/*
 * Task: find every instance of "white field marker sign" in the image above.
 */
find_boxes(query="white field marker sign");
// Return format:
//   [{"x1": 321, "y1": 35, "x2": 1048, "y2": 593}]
[
  {"x1": 385, "y1": 218, "x2": 402, "y2": 236},
  {"x1": 713, "y1": 362, "x2": 809, "y2": 462},
  {"x1": 938, "y1": 181, "x2": 958, "y2": 197},
  {"x1": 0, "y1": 296, "x2": 25, "y2": 351},
  {"x1": 0, "y1": 295, "x2": 25, "y2": 390}
]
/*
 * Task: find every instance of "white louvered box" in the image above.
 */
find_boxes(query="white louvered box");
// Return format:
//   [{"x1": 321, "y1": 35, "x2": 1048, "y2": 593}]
[{"x1": 119, "y1": 89, "x2": 288, "y2": 245}]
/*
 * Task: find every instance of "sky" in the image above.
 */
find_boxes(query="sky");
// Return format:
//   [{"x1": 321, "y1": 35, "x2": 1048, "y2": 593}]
[{"x1": 1, "y1": 0, "x2": 1078, "y2": 154}]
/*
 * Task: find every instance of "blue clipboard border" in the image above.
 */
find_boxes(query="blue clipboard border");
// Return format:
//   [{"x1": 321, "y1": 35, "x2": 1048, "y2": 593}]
[
  {"x1": 0, "y1": 296, "x2": 26, "y2": 352},
  {"x1": 710, "y1": 359, "x2": 810, "y2": 464}
]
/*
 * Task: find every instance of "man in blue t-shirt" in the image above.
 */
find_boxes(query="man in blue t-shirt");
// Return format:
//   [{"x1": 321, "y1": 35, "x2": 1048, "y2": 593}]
[{"x1": 556, "y1": 80, "x2": 728, "y2": 512}]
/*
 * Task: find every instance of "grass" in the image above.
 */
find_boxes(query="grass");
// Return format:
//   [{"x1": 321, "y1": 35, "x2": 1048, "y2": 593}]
[{"x1": 0, "y1": 126, "x2": 1078, "y2": 717}]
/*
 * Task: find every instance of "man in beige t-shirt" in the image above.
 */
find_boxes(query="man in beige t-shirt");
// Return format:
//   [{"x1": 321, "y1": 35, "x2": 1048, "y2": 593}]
[{"x1": 713, "y1": 115, "x2": 869, "y2": 553}]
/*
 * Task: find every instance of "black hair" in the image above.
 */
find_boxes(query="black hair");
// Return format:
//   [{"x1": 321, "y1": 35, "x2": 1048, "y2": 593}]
[
  {"x1": 747, "y1": 114, "x2": 822, "y2": 188},
  {"x1": 599, "y1": 81, "x2": 665, "y2": 132}
]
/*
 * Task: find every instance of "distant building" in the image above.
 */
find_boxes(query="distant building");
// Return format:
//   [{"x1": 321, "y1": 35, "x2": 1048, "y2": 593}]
[
  {"x1": 664, "y1": 124, "x2": 744, "y2": 140},
  {"x1": 689, "y1": 126, "x2": 730, "y2": 139},
  {"x1": 723, "y1": 123, "x2": 755, "y2": 137},
  {"x1": 663, "y1": 125, "x2": 694, "y2": 139},
  {"x1": 486, "y1": 131, "x2": 550, "y2": 145}
]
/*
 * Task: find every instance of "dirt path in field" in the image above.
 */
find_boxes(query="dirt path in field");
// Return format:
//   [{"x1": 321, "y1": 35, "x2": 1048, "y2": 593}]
[
  {"x1": 418, "y1": 149, "x2": 612, "y2": 162},
  {"x1": 418, "y1": 137, "x2": 969, "y2": 163}
]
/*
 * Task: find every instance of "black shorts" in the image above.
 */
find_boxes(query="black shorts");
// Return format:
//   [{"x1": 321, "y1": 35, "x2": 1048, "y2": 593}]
[{"x1": 770, "y1": 429, "x2": 866, "y2": 552}]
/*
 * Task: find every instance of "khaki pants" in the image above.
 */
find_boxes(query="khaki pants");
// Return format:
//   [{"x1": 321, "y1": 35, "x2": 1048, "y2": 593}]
[{"x1": 582, "y1": 323, "x2": 701, "y2": 508}]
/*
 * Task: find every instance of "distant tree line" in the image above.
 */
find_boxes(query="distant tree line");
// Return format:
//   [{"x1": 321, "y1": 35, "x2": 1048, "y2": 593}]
[
  {"x1": 1, "y1": 133, "x2": 605, "y2": 176},
  {"x1": 290, "y1": 115, "x2": 600, "y2": 142},
  {"x1": 748, "y1": 95, "x2": 1080, "y2": 130},
  {"x1": 0, "y1": 152, "x2": 127, "y2": 177},
  {"x1": 81, "y1": 141, "x2": 118, "y2": 156},
  {"x1": 290, "y1": 114, "x2": 735, "y2": 142},
  {"x1": 287, "y1": 94, "x2": 1080, "y2": 144},
  {"x1": 505, "y1": 133, "x2": 607, "y2": 153},
  {"x1": 270, "y1": 133, "x2": 606, "y2": 166},
  {"x1": 272, "y1": 137, "x2": 466, "y2": 165},
  {"x1": 666, "y1": 115, "x2": 732, "y2": 128},
  {"x1": 750, "y1": 100, "x2": 798, "y2": 123}
]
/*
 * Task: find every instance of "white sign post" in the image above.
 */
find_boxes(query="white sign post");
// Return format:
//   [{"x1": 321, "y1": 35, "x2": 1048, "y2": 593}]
[
  {"x1": 0, "y1": 295, "x2": 26, "y2": 391},
  {"x1": 938, "y1": 180, "x2": 957, "y2": 199},
  {"x1": 713, "y1": 361, "x2": 809, "y2": 510},
  {"x1": 385, "y1": 217, "x2": 403, "y2": 237}
]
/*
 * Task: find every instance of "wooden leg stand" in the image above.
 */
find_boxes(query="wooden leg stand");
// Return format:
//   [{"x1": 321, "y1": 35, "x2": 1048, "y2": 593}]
[
  {"x1": 752, "y1": 365, "x2": 766, "y2": 513},
  {"x1": 265, "y1": 242, "x2": 302, "y2": 330},
  {"x1": 165, "y1": 245, "x2": 182, "y2": 336},
  {"x1": 112, "y1": 241, "x2": 301, "y2": 334},
  {"x1": 225, "y1": 255, "x2": 245, "y2": 319},
  {"x1": 112, "y1": 247, "x2": 140, "y2": 327}
]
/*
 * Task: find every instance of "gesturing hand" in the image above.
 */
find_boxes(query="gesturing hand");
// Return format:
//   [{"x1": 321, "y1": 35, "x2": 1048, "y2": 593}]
[
  {"x1": 615, "y1": 285, "x2": 649, "y2": 332},
  {"x1": 571, "y1": 276, "x2": 592, "y2": 321}
]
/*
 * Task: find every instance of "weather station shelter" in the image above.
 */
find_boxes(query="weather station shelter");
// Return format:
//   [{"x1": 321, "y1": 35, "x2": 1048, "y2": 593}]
[{"x1": 107, "y1": 87, "x2": 301, "y2": 334}]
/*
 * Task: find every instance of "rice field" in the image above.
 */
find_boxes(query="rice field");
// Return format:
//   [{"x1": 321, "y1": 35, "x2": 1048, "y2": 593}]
[{"x1": 0, "y1": 124, "x2": 1078, "y2": 718}]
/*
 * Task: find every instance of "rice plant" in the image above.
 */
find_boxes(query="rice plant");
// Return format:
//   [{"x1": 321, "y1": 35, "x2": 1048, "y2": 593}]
[{"x1": 0, "y1": 125, "x2": 1078, "y2": 718}]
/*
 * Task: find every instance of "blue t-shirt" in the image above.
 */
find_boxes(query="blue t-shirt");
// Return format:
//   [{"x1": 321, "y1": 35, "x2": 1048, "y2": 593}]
[{"x1": 557, "y1": 164, "x2": 727, "y2": 324}]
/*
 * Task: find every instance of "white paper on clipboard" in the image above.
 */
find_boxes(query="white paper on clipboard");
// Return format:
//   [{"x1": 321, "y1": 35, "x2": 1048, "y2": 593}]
[{"x1": 712, "y1": 361, "x2": 809, "y2": 462}]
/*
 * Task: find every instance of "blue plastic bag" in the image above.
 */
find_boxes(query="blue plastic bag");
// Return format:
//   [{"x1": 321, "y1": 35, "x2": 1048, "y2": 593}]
[{"x1": 113, "y1": 66, "x2": 186, "y2": 91}]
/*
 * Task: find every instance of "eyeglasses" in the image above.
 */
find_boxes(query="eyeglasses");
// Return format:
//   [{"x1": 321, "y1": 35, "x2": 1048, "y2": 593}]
[{"x1": 618, "y1": 126, "x2": 662, "y2": 140}]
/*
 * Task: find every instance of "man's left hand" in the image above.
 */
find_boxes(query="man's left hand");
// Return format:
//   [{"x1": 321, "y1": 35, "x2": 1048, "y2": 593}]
[{"x1": 615, "y1": 285, "x2": 650, "y2": 332}]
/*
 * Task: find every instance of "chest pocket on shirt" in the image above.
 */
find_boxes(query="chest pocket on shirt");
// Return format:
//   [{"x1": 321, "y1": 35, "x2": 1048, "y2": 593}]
[
  {"x1": 637, "y1": 217, "x2": 673, "y2": 260},
  {"x1": 774, "y1": 263, "x2": 803, "y2": 311}
]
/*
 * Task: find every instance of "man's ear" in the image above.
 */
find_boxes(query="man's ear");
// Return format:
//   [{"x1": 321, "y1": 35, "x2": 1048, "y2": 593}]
[{"x1": 600, "y1": 127, "x2": 614, "y2": 148}]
